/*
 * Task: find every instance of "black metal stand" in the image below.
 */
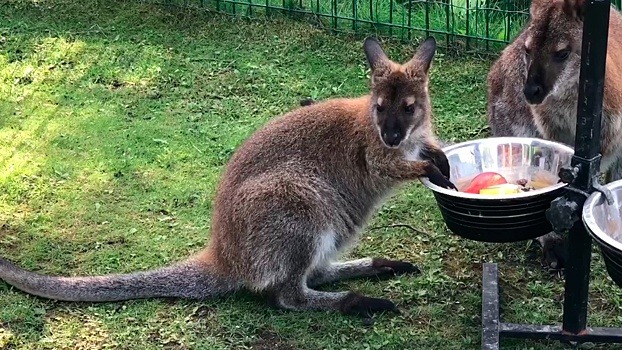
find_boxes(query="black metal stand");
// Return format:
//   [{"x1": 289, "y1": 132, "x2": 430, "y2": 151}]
[
  {"x1": 482, "y1": 264, "x2": 622, "y2": 349},
  {"x1": 480, "y1": 0, "x2": 622, "y2": 348}
]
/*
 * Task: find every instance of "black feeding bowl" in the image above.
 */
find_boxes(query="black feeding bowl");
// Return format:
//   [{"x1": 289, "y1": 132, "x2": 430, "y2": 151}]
[
  {"x1": 420, "y1": 137, "x2": 574, "y2": 243},
  {"x1": 583, "y1": 179, "x2": 622, "y2": 288}
]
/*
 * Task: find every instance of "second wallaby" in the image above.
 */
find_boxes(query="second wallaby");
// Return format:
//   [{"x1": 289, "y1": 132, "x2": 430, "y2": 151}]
[
  {"x1": 489, "y1": 0, "x2": 622, "y2": 176},
  {"x1": 487, "y1": 29, "x2": 541, "y2": 139},
  {"x1": 521, "y1": 0, "x2": 622, "y2": 174},
  {"x1": 0, "y1": 37, "x2": 455, "y2": 319},
  {"x1": 487, "y1": 27, "x2": 567, "y2": 270},
  {"x1": 487, "y1": 0, "x2": 622, "y2": 270}
]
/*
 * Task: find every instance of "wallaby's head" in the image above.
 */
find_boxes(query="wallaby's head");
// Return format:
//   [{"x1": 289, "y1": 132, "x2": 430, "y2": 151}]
[
  {"x1": 522, "y1": 0, "x2": 585, "y2": 105},
  {"x1": 363, "y1": 37, "x2": 436, "y2": 148}
]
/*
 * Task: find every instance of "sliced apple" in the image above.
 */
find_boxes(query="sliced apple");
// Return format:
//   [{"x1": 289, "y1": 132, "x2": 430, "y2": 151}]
[
  {"x1": 479, "y1": 183, "x2": 523, "y2": 195},
  {"x1": 463, "y1": 172, "x2": 508, "y2": 194}
]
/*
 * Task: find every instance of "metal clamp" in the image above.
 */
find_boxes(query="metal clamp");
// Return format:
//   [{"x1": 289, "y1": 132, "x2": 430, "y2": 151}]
[
  {"x1": 592, "y1": 176, "x2": 615, "y2": 206},
  {"x1": 546, "y1": 195, "x2": 582, "y2": 234},
  {"x1": 559, "y1": 165, "x2": 580, "y2": 185}
]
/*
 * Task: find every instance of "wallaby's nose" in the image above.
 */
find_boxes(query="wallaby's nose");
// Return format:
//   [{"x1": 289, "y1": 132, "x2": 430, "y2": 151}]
[
  {"x1": 382, "y1": 130, "x2": 403, "y2": 148},
  {"x1": 523, "y1": 83, "x2": 545, "y2": 104}
]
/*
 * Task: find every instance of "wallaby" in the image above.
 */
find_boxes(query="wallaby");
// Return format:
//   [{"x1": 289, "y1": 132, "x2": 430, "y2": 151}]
[
  {"x1": 487, "y1": 0, "x2": 622, "y2": 270},
  {"x1": 487, "y1": 30, "x2": 542, "y2": 139},
  {"x1": 487, "y1": 28, "x2": 566, "y2": 270},
  {"x1": 522, "y1": 0, "x2": 622, "y2": 173},
  {"x1": 0, "y1": 37, "x2": 456, "y2": 319}
]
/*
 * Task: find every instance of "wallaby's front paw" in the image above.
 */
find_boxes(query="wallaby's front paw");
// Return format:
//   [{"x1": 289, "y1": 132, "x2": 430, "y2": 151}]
[
  {"x1": 372, "y1": 258, "x2": 420, "y2": 276},
  {"x1": 424, "y1": 162, "x2": 457, "y2": 190},
  {"x1": 340, "y1": 292, "x2": 400, "y2": 318},
  {"x1": 420, "y1": 145, "x2": 451, "y2": 179}
]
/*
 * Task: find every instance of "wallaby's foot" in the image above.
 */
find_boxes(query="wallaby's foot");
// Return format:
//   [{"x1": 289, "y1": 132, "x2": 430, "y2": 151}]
[
  {"x1": 372, "y1": 258, "x2": 420, "y2": 277},
  {"x1": 307, "y1": 258, "x2": 420, "y2": 287},
  {"x1": 299, "y1": 98, "x2": 315, "y2": 106},
  {"x1": 536, "y1": 232, "x2": 568, "y2": 271},
  {"x1": 339, "y1": 292, "x2": 400, "y2": 318},
  {"x1": 272, "y1": 286, "x2": 400, "y2": 319}
]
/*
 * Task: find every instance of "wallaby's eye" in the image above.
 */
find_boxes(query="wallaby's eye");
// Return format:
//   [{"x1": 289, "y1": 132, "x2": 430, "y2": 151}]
[
  {"x1": 376, "y1": 104, "x2": 385, "y2": 113},
  {"x1": 553, "y1": 48, "x2": 571, "y2": 63},
  {"x1": 404, "y1": 104, "x2": 415, "y2": 114}
]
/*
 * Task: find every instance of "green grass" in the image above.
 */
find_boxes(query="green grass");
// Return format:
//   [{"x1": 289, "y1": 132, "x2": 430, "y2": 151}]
[{"x1": 1, "y1": 0, "x2": 622, "y2": 349}]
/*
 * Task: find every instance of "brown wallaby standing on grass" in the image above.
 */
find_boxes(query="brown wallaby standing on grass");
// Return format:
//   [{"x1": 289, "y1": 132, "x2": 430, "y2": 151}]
[
  {"x1": 487, "y1": 0, "x2": 622, "y2": 270},
  {"x1": 0, "y1": 37, "x2": 456, "y2": 319}
]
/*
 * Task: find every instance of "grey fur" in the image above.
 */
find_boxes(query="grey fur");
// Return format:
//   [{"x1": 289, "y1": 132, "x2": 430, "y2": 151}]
[{"x1": 0, "y1": 256, "x2": 237, "y2": 302}]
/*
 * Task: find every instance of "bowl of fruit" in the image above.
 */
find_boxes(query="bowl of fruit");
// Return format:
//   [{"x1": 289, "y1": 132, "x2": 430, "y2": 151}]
[{"x1": 420, "y1": 137, "x2": 574, "y2": 242}]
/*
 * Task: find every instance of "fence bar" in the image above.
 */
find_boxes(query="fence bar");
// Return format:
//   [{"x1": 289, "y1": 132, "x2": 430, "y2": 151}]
[
  {"x1": 465, "y1": 0, "x2": 470, "y2": 50},
  {"x1": 425, "y1": 0, "x2": 430, "y2": 38},
  {"x1": 407, "y1": 0, "x2": 412, "y2": 41},
  {"x1": 485, "y1": 0, "x2": 489, "y2": 51},
  {"x1": 389, "y1": 0, "x2": 394, "y2": 36}
]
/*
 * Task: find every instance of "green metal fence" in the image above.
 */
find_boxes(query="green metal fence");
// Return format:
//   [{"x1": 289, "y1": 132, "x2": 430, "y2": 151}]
[{"x1": 156, "y1": 0, "x2": 622, "y2": 52}]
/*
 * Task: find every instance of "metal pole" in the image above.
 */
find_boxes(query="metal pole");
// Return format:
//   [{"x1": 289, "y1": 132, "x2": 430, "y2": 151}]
[
  {"x1": 573, "y1": 0, "x2": 611, "y2": 161},
  {"x1": 562, "y1": 0, "x2": 612, "y2": 335}
]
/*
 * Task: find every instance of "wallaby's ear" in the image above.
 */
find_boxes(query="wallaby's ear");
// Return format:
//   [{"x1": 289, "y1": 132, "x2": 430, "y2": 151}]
[
  {"x1": 363, "y1": 37, "x2": 389, "y2": 72},
  {"x1": 411, "y1": 37, "x2": 437, "y2": 73},
  {"x1": 563, "y1": 0, "x2": 584, "y2": 20}
]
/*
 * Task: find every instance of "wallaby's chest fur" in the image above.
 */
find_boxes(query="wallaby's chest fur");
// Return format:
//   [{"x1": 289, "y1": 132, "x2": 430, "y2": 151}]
[{"x1": 530, "y1": 85, "x2": 579, "y2": 147}]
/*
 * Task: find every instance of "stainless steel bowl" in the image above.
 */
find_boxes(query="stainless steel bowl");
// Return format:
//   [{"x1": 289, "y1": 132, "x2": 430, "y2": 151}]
[
  {"x1": 421, "y1": 137, "x2": 574, "y2": 242},
  {"x1": 583, "y1": 179, "x2": 622, "y2": 288}
]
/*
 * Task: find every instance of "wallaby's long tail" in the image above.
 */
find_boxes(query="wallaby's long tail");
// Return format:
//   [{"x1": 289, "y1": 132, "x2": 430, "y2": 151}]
[{"x1": 0, "y1": 254, "x2": 239, "y2": 302}]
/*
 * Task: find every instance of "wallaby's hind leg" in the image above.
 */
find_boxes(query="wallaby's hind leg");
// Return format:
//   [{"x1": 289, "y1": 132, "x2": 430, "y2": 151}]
[
  {"x1": 271, "y1": 283, "x2": 399, "y2": 318},
  {"x1": 537, "y1": 232, "x2": 568, "y2": 270},
  {"x1": 307, "y1": 258, "x2": 420, "y2": 287}
]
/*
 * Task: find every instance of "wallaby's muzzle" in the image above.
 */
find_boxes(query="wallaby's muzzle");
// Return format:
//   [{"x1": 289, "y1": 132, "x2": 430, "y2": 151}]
[
  {"x1": 379, "y1": 120, "x2": 405, "y2": 148},
  {"x1": 523, "y1": 82, "x2": 546, "y2": 104}
]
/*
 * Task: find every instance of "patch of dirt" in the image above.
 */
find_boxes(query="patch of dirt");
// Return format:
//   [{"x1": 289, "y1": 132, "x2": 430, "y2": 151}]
[
  {"x1": 0, "y1": 222, "x2": 23, "y2": 254},
  {"x1": 248, "y1": 329, "x2": 298, "y2": 350},
  {"x1": 187, "y1": 305, "x2": 214, "y2": 321}
]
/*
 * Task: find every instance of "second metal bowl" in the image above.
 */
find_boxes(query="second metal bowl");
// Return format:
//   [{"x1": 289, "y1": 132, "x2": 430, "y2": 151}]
[{"x1": 583, "y1": 179, "x2": 622, "y2": 288}]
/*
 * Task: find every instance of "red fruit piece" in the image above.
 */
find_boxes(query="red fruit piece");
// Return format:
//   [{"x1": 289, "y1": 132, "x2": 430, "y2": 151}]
[{"x1": 463, "y1": 172, "x2": 508, "y2": 194}]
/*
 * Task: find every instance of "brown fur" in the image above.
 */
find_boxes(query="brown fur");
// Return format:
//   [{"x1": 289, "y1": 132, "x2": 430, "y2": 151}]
[{"x1": 0, "y1": 37, "x2": 454, "y2": 319}]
